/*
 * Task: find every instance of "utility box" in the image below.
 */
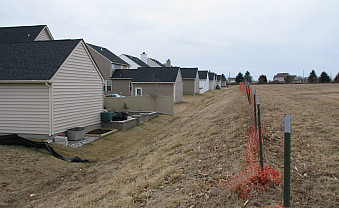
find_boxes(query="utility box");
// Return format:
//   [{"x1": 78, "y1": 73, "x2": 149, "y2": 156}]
[
  {"x1": 101, "y1": 112, "x2": 113, "y2": 122},
  {"x1": 67, "y1": 127, "x2": 85, "y2": 141}
]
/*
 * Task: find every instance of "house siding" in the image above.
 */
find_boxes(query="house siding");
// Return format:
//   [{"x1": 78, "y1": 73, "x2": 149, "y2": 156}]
[
  {"x1": 0, "y1": 84, "x2": 50, "y2": 135},
  {"x1": 132, "y1": 83, "x2": 174, "y2": 97},
  {"x1": 87, "y1": 46, "x2": 111, "y2": 80},
  {"x1": 174, "y1": 70, "x2": 183, "y2": 102},
  {"x1": 199, "y1": 77, "x2": 209, "y2": 94},
  {"x1": 51, "y1": 42, "x2": 103, "y2": 134},
  {"x1": 111, "y1": 79, "x2": 132, "y2": 96},
  {"x1": 35, "y1": 27, "x2": 53, "y2": 41},
  {"x1": 183, "y1": 79, "x2": 195, "y2": 94}
]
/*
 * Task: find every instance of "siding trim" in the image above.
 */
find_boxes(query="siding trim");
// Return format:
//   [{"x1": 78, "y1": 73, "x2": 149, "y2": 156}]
[{"x1": 34, "y1": 26, "x2": 54, "y2": 41}]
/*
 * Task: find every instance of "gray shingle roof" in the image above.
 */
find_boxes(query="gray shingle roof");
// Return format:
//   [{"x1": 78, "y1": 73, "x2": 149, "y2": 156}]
[
  {"x1": 87, "y1": 43, "x2": 129, "y2": 65},
  {"x1": 208, "y1": 72, "x2": 216, "y2": 80},
  {"x1": 0, "y1": 39, "x2": 81, "y2": 80},
  {"x1": 112, "y1": 67, "x2": 179, "y2": 82},
  {"x1": 111, "y1": 69, "x2": 137, "y2": 79},
  {"x1": 0, "y1": 25, "x2": 46, "y2": 43},
  {"x1": 181, "y1": 68, "x2": 198, "y2": 79},
  {"x1": 123, "y1": 54, "x2": 149, "y2": 67},
  {"x1": 198, "y1": 71, "x2": 208, "y2": 79}
]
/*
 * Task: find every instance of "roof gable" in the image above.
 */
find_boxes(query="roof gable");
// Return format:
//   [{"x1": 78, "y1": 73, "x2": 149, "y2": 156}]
[
  {"x1": 134, "y1": 67, "x2": 179, "y2": 82},
  {"x1": 181, "y1": 68, "x2": 198, "y2": 79},
  {"x1": 111, "y1": 69, "x2": 137, "y2": 79},
  {"x1": 0, "y1": 39, "x2": 81, "y2": 80},
  {"x1": 87, "y1": 43, "x2": 129, "y2": 65},
  {"x1": 149, "y1": 58, "x2": 165, "y2": 67},
  {"x1": 0, "y1": 25, "x2": 47, "y2": 43},
  {"x1": 123, "y1": 54, "x2": 149, "y2": 67}
]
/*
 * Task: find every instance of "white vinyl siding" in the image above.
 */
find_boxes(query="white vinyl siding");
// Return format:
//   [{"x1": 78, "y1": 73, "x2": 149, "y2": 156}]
[
  {"x1": 0, "y1": 84, "x2": 50, "y2": 134},
  {"x1": 35, "y1": 28, "x2": 53, "y2": 41},
  {"x1": 174, "y1": 70, "x2": 183, "y2": 103},
  {"x1": 51, "y1": 42, "x2": 103, "y2": 134}
]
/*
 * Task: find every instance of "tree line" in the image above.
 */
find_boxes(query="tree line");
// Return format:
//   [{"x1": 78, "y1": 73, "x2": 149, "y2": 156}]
[{"x1": 234, "y1": 71, "x2": 339, "y2": 84}]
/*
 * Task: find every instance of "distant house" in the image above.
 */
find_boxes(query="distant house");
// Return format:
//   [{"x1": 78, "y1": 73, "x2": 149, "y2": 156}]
[
  {"x1": 87, "y1": 43, "x2": 130, "y2": 95},
  {"x1": 273, "y1": 73, "x2": 289, "y2": 83},
  {"x1": 180, "y1": 68, "x2": 199, "y2": 95},
  {"x1": 112, "y1": 67, "x2": 183, "y2": 103},
  {"x1": 198, "y1": 71, "x2": 209, "y2": 94},
  {"x1": 0, "y1": 39, "x2": 104, "y2": 138},
  {"x1": 208, "y1": 72, "x2": 217, "y2": 90},
  {"x1": 140, "y1": 52, "x2": 165, "y2": 67},
  {"x1": 216, "y1": 75, "x2": 222, "y2": 88},
  {"x1": 0, "y1": 25, "x2": 53, "y2": 42},
  {"x1": 221, "y1": 76, "x2": 227, "y2": 87},
  {"x1": 228, "y1": 77, "x2": 236, "y2": 85},
  {"x1": 119, "y1": 54, "x2": 150, "y2": 69}
]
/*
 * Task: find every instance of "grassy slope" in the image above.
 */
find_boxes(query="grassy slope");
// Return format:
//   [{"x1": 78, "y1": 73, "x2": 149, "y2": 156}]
[{"x1": 0, "y1": 84, "x2": 338, "y2": 207}]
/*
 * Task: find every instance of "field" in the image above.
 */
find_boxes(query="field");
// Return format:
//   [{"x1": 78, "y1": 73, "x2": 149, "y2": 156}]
[{"x1": 1, "y1": 84, "x2": 338, "y2": 207}]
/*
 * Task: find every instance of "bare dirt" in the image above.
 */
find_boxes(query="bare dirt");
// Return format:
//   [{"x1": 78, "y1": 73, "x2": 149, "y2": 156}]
[{"x1": 0, "y1": 84, "x2": 338, "y2": 207}]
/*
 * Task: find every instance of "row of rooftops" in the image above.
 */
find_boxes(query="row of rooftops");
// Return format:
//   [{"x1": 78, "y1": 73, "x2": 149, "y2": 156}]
[{"x1": 0, "y1": 25, "x2": 225, "y2": 82}]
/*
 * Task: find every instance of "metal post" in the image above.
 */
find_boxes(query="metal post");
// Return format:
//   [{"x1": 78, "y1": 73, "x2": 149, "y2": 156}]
[
  {"x1": 253, "y1": 87, "x2": 257, "y2": 129},
  {"x1": 284, "y1": 114, "x2": 291, "y2": 207},
  {"x1": 247, "y1": 83, "x2": 251, "y2": 104},
  {"x1": 257, "y1": 96, "x2": 264, "y2": 171}
]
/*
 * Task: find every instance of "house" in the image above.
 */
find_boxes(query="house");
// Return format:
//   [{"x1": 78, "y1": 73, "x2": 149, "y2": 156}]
[
  {"x1": 273, "y1": 73, "x2": 289, "y2": 83},
  {"x1": 228, "y1": 77, "x2": 236, "y2": 85},
  {"x1": 208, "y1": 72, "x2": 217, "y2": 90},
  {"x1": 0, "y1": 25, "x2": 53, "y2": 42},
  {"x1": 180, "y1": 68, "x2": 200, "y2": 95},
  {"x1": 221, "y1": 76, "x2": 227, "y2": 87},
  {"x1": 119, "y1": 54, "x2": 150, "y2": 69},
  {"x1": 140, "y1": 52, "x2": 165, "y2": 67},
  {"x1": 87, "y1": 43, "x2": 130, "y2": 95},
  {"x1": 112, "y1": 67, "x2": 183, "y2": 103},
  {"x1": 216, "y1": 75, "x2": 222, "y2": 88},
  {"x1": 0, "y1": 39, "x2": 104, "y2": 138},
  {"x1": 198, "y1": 71, "x2": 209, "y2": 94}
]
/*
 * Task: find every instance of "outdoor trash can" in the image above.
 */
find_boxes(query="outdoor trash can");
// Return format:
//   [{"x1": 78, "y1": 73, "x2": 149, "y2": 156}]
[
  {"x1": 67, "y1": 127, "x2": 85, "y2": 141},
  {"x1": 101, "y1": 112, "x2": 113, "y2": 122}
]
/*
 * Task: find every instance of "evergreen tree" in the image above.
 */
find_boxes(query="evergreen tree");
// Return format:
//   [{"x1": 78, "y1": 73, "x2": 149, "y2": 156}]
[
  {"x1": 244, "y1": 71, "x2": 252, "y2": 83},
  {"x1": 319, "y1": 71, "x2": 331, "y2": 83},
  {"x1": 334, "y1": 72, "x2": 339, "y2": 83},
  {"x1": 235, "y1": 72, "x2": 244, "y2": 84},
  {"x1": 258, "y1": 74, "x2": 267, "y2": 84},
  {"x1": 308, "y1": 70, "x2": 318, "y2": 83}
]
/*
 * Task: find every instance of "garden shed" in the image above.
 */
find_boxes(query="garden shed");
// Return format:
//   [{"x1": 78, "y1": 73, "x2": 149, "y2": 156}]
[{"x1": 0, "y1": 39, "x2": 104, "y2": 138}]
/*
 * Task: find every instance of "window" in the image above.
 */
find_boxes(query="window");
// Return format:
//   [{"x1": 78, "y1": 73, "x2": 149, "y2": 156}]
[
  {"x1": 135, "y1": 88, "x2": 142, "y2": 96},
  {"x1": 129, "y1": 81, "x2": 132, "y2": 92},
  {"x1": 103, "y1": 80, "x2": 112, "y2": 91}
]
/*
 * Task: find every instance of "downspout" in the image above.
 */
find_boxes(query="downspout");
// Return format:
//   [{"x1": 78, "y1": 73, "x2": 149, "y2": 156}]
[{"x1": 45, "y1": 82, "x2": 53, "y2": 136}]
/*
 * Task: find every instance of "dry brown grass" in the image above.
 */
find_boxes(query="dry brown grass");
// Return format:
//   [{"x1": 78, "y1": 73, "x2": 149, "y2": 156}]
[{"x1": 0, "y1": 84, "x2": 338, "y2": 207}]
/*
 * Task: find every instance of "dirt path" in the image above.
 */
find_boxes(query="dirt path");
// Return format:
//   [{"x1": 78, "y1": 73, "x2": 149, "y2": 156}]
[{"x1": 1, "y1": 84, "x2": 338, "y2": 207}]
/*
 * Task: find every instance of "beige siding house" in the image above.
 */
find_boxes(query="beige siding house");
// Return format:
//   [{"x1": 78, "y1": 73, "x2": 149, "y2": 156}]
[
  {"x1": 112, "y1": 67, "x2": 183, "y2": 103},
  {"x1": 181, "y1": 68, "x2": 200, "y2": 95},
  {"x1": 86, "y1": 43, "x2": 130, "y2": 95},
  {"x1": 0, "y1": 39, "x2": 104, "y2": 138}
]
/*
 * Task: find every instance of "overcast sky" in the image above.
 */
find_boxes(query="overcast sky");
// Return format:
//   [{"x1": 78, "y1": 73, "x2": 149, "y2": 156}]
[{"x1": 1, "y1": 0, "x2": 338, "y2": 80}]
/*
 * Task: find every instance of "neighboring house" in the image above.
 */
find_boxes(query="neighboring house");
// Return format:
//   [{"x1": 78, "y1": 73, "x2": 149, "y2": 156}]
[
  {"x1": 111, "y1": 69, "x2": 138, "y2": 96},
  {"x1": 87, "y1": 43, "x2": 130, "y2": 95},
  {"x1": 0, "y1": 25, "x2": 54, "y2": 42},
  {"x1": 208, "y1": 72, "x2": 217, "y2": 90},
  {"x1": 112, "y1": 67, "x2": 183, "y2": 103},
  {"x1": 228, "y1": 77, "x2": 236, "y2": 85},
  {"x1": 198, "y1": 71, "x2": 209, "y2": 94},
  {"x1": 221, "y1": 76, "x2": 227, "y2": 87},
  {"x1": 181, "y1": 68, "x2": 199, "y2": 95},
  {"x1": 0, "y1": 39, "x2": 104, "y2": 138},
  {"x1": 273, "y1": 73, "x2": 289, "y2": 83},
  {"x1": 119, "y1": 54, "x2": 150, "y2": 69},
  {"x1": 216, "y1": 75, "x2": 222, "y2": 88},
  {"x1": 140, "y1": 52, "x2": 165, "y2": 67}
]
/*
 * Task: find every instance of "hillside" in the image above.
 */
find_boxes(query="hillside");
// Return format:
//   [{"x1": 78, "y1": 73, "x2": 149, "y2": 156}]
[{"x1": 1, "y1": 84, "x2": 338, "y2": 207}]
